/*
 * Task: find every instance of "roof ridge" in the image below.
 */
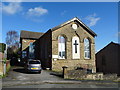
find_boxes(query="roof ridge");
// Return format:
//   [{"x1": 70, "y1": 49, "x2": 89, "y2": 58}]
[
  {"x1": 110, "y1": 41, "x2": 120, "y2": 45},
  {"x1": 21, "y1": 30, "x2": 44, "y2": 33},
  {"x1": 96, "y1": 41, "x2": 120, "y2": 53},
  {"x1": 20, "y1": 30, "x2": 44, "y2": 39}
]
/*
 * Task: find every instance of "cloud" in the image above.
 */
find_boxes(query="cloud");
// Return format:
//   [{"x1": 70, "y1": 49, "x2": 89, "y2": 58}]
[
  {"x1": 2, "y1": 2, "x2": 22, "y2": 15},
  {"x1": 118, "y1": 32, "x2": 120, "y2": 37},
  {"x1": 61, "y1": 10, "x2": 67, "y2": 16},
  {"x1": 3, "y1": 0, "x2": 23, "y2": 2},
  {"x1": 31, "y1": 18, "x2": 44, "y2": 23},
  {"x1": 26, "y1": 7, "x2": 48, "y2": 17},
  {"x1": 85, "y1": 13, "x2": 100, "y2": 27},
  {"x1": 115, "y1": 32, "x2": 120, "y2": 37},
  {"x1": 118, "y1": 32, "x2": 120, "y2": 35},
  {"x1": 0, "y1": 3, "x2": 2, "y2": 12}
]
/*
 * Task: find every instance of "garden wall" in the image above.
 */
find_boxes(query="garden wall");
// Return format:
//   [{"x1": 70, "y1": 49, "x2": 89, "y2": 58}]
[{"x1": 63, "y1": 67, "x2": 118, "y2": 81}]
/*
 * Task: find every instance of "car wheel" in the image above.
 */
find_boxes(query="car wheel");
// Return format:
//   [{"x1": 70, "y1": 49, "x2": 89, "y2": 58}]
[{"x1": 39, "y1": 71, "x2": 41, "y2": 74}]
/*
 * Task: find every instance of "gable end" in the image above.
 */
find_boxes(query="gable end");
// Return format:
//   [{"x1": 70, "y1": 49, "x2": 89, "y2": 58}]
[{"x1": 51, "y1": 17, "x2": 97, "y2": 37}]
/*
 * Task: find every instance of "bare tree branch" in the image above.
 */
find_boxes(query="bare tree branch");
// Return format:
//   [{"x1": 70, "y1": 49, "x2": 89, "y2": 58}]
[{"x1": 6, "y1": 30, "x2": 19, "y2": 52}]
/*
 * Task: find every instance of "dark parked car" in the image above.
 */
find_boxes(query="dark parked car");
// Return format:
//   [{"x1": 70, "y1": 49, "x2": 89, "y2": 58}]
[{"x1": 25, "y1": 59, "x2": 42, "y2": 73}]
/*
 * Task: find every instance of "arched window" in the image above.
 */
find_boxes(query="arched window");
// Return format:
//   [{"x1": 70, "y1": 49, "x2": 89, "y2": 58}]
[
  {"x1": 84, "y1": 38, "x2": 90, "y2": 59},
  {"x1": 58, "y1": 36, "x2": 66, "y2": 59},
  {"x1": 72, "y1": 36, "x2": 80, "y2": 59}
]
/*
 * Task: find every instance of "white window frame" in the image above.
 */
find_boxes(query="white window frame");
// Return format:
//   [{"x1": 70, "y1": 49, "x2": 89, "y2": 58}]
[
  {"x1": 84, "y1": 38, "x2": 90, "y2": 59},
  {"x1": 72, "y1": 36, "x2": 80, "y2": 59},
  {"x1": 58, "y1": 36, "x2": 66, "y2": 59},
  {"x1": 22, "y1": 51, "x2": 27, "y2": 58}
]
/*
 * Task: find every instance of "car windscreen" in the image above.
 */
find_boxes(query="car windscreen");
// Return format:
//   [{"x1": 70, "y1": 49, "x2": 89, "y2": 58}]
[{"x1": 29, "y1": 61, "x2": 40, "y2": 64}]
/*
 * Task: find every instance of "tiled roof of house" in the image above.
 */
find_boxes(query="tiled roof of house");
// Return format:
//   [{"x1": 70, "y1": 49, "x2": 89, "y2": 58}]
[{"x1": 20, "y1": 30, "x2": 44, "y2": 39}]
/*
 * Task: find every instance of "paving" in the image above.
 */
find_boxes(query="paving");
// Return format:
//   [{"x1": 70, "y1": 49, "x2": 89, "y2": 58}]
[
  {"x1": 2, "y1": 66, "x2": 81, "y2": 87},
  {"x1": 2, "y1": 66, "x2": 120, "y2": 88}
]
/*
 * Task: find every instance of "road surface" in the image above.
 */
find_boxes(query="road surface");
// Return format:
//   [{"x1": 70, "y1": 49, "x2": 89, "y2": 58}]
[{"x1": 2, "y1": 66, "x2": 120, "y2": 89}]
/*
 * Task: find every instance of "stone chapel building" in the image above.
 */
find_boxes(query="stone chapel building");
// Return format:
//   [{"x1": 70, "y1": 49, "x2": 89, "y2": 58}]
[{"x1": 20, "y1": 17, "x2": 97, "y2": 73}]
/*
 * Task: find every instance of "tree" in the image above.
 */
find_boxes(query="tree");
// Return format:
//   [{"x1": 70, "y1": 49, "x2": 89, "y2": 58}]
[
  {"x1": 0, "y1": 43, "x2": 6, "y2": 53},
  {"x1": 6, "y1": 30, "x2": 19, "y2": 52},
  {"x1": 6, "y1": 30, "x2": 20, "y2": 60}
]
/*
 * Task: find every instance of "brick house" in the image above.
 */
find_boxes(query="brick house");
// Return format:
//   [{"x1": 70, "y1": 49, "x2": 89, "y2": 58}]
[
  {"x1": 96, "y1": 42, "x2": 120, "y2": 75},
  {"x1": 20, "y1": 17, "x2": 97, "y2": 73},
  {"x1": 20, "y1": 30, "x2": 44, "y2": 63}
]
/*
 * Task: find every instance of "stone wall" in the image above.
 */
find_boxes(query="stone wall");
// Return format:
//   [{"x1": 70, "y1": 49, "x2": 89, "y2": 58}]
[
  {"x1": 0, "y1": 61, "x2": 3, "y2": 75},
  {"x1": 21, "y1": 39, "x2": 36, "y2": 51},
  {"x1": 63, "y1": 68, "x2": 103, "y2": 80},
  {"x1": 0, "y1": 52, "x2": 4, "y2": 60},
  {"x1": 0, "y1": 60, "x2": 10, "y2": 76},
  {"x1": 103, "y1": 74, "x2": 118, "y2": 80},
  {"x1": 20, "y1": 39, "x2": 36, "y2": 63},
  {"x1": 85, "y1": 73, "x2": 103, "y2": 80},
  {"x1": 63, "y1": 67, "x2": 119, "y2": 81},
  {"x1": 52, "y1": 21, "x2": 96, "y2": 73},
  {"x1": 52, "y1": 60, "x2": 96, "y2": 73}
]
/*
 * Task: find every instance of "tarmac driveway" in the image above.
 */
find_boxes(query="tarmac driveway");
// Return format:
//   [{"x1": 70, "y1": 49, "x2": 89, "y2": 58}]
[
  {"x1": 2, "y1": 66, "x2": 68, "y2": 86},
  {"x1": 3, "y1": 66, "x2": 63, "y2": 81},
  {"x1": 2, "y1": 66, "x2": 120, "y2": 89}
]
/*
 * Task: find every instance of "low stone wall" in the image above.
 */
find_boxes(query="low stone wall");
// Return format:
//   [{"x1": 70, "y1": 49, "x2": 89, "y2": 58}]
[
  {"x1": 85, "y1": 73, "x2": 103, "y2": 80},
  {"x1": 63, "y1": 67, "x2": 118, "y2": 81},
  {"x1": 64, "y1": 70, "x2": 103, "y2": 80},
  {"x1": 65, "y1": 69, "x2": 87, "y2": 79},
  {"x1": 103, "y1": 74, "x2": 118, "y2": 80}
]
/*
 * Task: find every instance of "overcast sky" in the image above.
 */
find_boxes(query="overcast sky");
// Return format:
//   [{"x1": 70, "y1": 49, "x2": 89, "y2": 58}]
[{"x1": 1, "y1": 2, "x2": 118, "y2": 52}]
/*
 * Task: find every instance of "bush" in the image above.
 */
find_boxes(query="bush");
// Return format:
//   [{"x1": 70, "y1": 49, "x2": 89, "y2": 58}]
[
  {"x1": 3, "y1": 58, "x2": 7, "y2": 64},
  {"x1": 0, "y1": 75, "x2": 2, "y2": 79},
  {"x1": 0, "y1": 43, "x2": 6, "y2": 53}
]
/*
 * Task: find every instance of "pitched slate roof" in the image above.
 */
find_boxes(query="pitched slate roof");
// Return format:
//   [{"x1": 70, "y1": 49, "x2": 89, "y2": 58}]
[
  {"x1": 51, "y1": 17, "x2": 97, "y2": 37},
  {"x1": 96, "y1": 42, "x2": 120, "y2": 54},
  {"x1": 20, "y1": 30, "x2": 44, "y2": 39}
]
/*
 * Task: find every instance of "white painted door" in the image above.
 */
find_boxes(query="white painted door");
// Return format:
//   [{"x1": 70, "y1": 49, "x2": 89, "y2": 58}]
[{"x1": 72, "y1": 36, "x2": 80, "y2": 59}]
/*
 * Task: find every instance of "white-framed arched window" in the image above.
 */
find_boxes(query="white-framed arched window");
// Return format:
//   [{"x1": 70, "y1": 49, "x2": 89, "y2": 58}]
[
  {"x1": 58, "y1": 36, "x2": 66, "y2": 59},
  {"x1": 84, "y1": 38, "x2": 90, "y2": 59},
  {"x1": 72, "y1": 36, "x2": 80, "y2": 59}
]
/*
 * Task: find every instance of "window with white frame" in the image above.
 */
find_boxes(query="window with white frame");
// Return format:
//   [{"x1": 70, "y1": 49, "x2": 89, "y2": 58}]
[
  {"x1": 84, "y1": 38, "x2": 90, "y2": 59},
  {"x1": 29, "y1": 42, "x2": 35, "y2": 59},
  {"x1": 72, "y1": 36, "x2": 80, "y2": 59},
  {"x1": 58, "y1": 36, "x2": 66, "y2": 59},
  {"x1": 22, "y1": 51, "x2": 27, "y2": 58}
]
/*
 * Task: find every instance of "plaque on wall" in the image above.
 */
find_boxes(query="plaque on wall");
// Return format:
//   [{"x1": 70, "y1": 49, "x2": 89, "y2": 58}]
[{"x1": 52, "y1": 55, "x2": 58, "y2": 58}]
